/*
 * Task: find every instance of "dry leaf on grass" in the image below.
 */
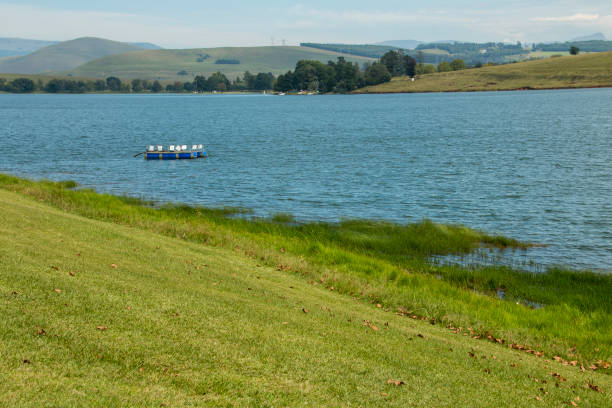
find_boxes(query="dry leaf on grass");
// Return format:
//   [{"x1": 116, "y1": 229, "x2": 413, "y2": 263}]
[
  {"x1": 96, "y1": 325, "x2": 107, "y2": 331},
  {"x1": 387, "y1": 379, "x2": 405, "y2": 387},
  {"x1": 110, "y1": 264, "x2": 117, "y2": 269},
  {"x1": 54, "y1": 289, "x2": 61, "y2": 293}
]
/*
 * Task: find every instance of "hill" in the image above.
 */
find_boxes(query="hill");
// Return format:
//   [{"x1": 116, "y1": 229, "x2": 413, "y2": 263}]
[
  {"x1": 0, "y1": 37, "x2": 144, "y2": 74},
  {"x1": 356, "y1": 51, "x2": 612, "y2": 93},
  {"x1": 1, "y1": 176, "x2": 610, "y2": 406},
  {"x1": 67, "y1": 46, "x2": 376, "y2": 81},
  {"x1": 375, "y1": 39, "x2": 422, "y2": 49},
  {"x1": 301, "y1": 43, "x2": 399, "y2": 58},
  {"x1": 570, "y1": 33, "x2": 606, "y2": 42}
]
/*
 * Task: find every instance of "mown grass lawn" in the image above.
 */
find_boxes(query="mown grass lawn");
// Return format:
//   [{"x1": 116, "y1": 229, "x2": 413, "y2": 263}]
[{"x1": 1, "y1": 182, "x2": 611, "y2": 406}]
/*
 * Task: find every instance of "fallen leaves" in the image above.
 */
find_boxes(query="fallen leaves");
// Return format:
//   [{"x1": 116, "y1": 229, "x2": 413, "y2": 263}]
[
  {"x1": 585, "y1": 381, "x2": 602, "y2": 392},
  {"x1": 550, "y1": 372, "x2": 566, "y2": 382},
  {"x1": 363, "y1": 320, "x2": 378, "y2": 332},
  {"x1": 302, "y1": 308, "x2": 308, "y2": 314},
  {"x1": 96, "y1": 325, "x2": 107, "y2": 331},
  {"x1": 69, "y1": 271, "x2": 75, "y2": 277},
  {"x1": 387, "y1": 379, "x2": 405, "y2": 387},
  {"x1": 417, "y1": 333, "x2": 424, "y2": 338},
  {"x1": 376, "y1": 304, "x2": 382, "y2": 308},
  {"x1": 110, "y1": 264, "x2": 117, "y2": 269},
  {"x1": 22, "y1": 359, "x2": 31, "y2": 364},
  {"x1": 54, "y1": 289, "x2": 61, "y2": 293},
  {"x1": 35, "y1": 327, "x2": 46, "y2": 336}
]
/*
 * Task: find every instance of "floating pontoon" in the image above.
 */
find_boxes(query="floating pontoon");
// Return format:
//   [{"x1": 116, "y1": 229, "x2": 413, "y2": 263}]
[{"x1": 143, "y1": 144, "x2": 206, "y2": 160}]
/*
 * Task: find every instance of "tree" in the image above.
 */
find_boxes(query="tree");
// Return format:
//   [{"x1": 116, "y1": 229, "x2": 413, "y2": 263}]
[
  {"x1": 381, "y1": 50, "x2": 402, "y2": 76},
  {"x1": 253, "y1": 72, "x2": 275, "y2": 90},
  {"x1": 403, "y1": 55, "x2": 416, "y2": 77},
  {"x1": 450, "y1": 59, "x2": 467, "y2": 71},
  {"x1": 569, "y1": 46, "x2": 580, "y2": 55},
  {"x1": 131, "y1": 79, "x2": 144, "y2": 92},
  {"x1": 193, "y1": 75, "x2": 207, "y2": 92},
  {"x1": 93, "y1": 80, "x2": 106, "y2": 91},
  {"x1": 106, "y1": 76, "x2": 122, "y2": 92},
  {"x1": 151, "y1": 80, "x2": 163, "y2": 93},
  {"x1": 0, "y1": 78, "x2": 6, "y2": 91},
  {"x1": 207, "y1": 72, "x2": 230, "y2": 92},
  {"x1": 364, "y1": 62, "x2": 391, "y2": 85},
  {"x1": 7, "y1": 78, "x2": 35, "y2": 93},
  {"x1": 437, "y1": 61, "x2": 452, "y2": 72},
  {"x1": 274, "y1": 71, "x2": 295, "y2": 92}
]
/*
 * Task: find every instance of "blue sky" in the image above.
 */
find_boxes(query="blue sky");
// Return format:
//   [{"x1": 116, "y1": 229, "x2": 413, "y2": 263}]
[{"x1": 1, "y1": 1, "x2": 611, "y2": 47}]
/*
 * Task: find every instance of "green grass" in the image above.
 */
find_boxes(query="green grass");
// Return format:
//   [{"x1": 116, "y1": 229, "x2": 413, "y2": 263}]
[
  {"x1": 1, "y1": 173, "x2": 610, "y2": 368},
  {"x1": 357, "y1": 51, "x2": 612, "y2": 93},
  {"x1": 67, "y1": 46, "x2": 375, "y2": 81},
  {"x1": 0, "y1": 37, "x2": 142, "y2": 75},
  {"x1": 1, "y1": 180, "x2": 610, "y2": 406}
]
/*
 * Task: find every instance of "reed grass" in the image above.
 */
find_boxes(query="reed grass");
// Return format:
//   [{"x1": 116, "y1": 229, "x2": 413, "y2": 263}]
[{"x1": 1, "y1": 173, "x2": 610, "y2": 365}]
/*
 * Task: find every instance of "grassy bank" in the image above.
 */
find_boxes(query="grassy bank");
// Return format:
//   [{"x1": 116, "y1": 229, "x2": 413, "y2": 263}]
[
  {"x1": 1, "y1": 180, "x2": 610, "y2": 406},
  {"x1": 356, "y1": 51, "x2": 612, "y2": 93},
  {"x1": 1, "y1": 174, "x2": 610, "y2": 368}
]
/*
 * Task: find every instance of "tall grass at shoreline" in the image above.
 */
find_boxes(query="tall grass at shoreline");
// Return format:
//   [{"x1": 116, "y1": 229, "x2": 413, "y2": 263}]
[{"x1": 1, "y1": 173, "x2": 610, "y2": 364}]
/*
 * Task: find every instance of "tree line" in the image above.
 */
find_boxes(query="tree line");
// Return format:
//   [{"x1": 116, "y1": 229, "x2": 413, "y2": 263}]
[{"x1": 0, "y1": 71, "x2": 276, "y2": 94}]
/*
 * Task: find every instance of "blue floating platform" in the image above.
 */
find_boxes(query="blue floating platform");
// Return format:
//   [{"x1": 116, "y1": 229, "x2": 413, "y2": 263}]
[{"x1": 144, "y1": 150, "x2": 206, "y2": 160}]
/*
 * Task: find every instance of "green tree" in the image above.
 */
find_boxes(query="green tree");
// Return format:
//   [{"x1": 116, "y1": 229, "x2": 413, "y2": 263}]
[
  {"x1": 403, "y1": 55, "x2": 416, "y2": 77},
  {"x1": 381, "y1": 50, "x2": 402, "y2": 76},
  {"x1": 193, "y1": 75, "x2": 207, "y2": 92},
  {"x1": 106, "y1": 77, "x2": 122, "y2": 92},
  {"x1": 93, "y1": 80, "x2": 106, "y2": 92},
  {"x1": 274, "y1": 71, "x2": 295, "y2": 92},
  {"x1": 364, "y1": 62, "x2": 391, "y2": 85},
  {"x1": 253, "y1": 72, "x2": 275, "y2": 90},
  {"x1": 437, "y1": 61, "x2": 452, "y2": 72},
  {"x1": 7, "y1": 78, "x2": 35, "y2": 93},
  {"x1": 207, "y1": 72, "x2": 230, "y2": 92},
  {"x1": 131, "y1": 79, "x2": 144, "y2": 92},
  {"x1": 415, "y1": 64, "x2": 436, "y2": 75},
  {"x1": 450, "y1": 59, "x2": 467, "y2": 71},
  {"x1": 569, "y1": 46, "x2": 580, "y2": 55},
  {"x1": 151, "y1": 80, "x2": 163, "y2": 93},
  {"x1": 0, "y1": 78, "x2": 8, "y2": 91}
]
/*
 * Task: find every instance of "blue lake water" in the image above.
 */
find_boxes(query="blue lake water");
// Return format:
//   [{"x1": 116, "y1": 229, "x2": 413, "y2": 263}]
[{"x1": 1, "y1": 90, "x2": 611, "y2": 271}]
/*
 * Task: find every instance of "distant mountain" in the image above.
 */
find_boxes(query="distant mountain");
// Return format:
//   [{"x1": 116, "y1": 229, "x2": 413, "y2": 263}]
[
  {"x1": 129, "y1": 42, "x2": 163, "y2": 50},
  {"x1": 375, "y1": 40, "x2": 422, "y2": 50},
  {"x1": 0, "y1": 37, "x2": 58, "y2": 58},
  {"x1": 570, "y1": 33, "x2": 606, "y2": 42},
  {"x1": 0, "y1": 37, "x2": 144, "y2": 74}
]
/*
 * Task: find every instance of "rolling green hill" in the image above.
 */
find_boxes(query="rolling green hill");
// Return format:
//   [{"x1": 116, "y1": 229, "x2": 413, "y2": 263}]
[
  {"x1": 1, "y1": 177, "x2": 610, "y2": 406},
  {"x1": 67, "y1": 46, "x2": 376, "y2": 80},
  {"x1": 0, "y1": 37, "x2": 143, "y2": 74},
  {"x1": 357, "y1": 51, "x2": 612, "y2": 93}
]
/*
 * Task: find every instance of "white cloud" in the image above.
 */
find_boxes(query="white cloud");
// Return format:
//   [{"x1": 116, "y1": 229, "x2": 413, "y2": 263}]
[{"x1": 533, "y1": 13, "x2": 600, "y2": 22}]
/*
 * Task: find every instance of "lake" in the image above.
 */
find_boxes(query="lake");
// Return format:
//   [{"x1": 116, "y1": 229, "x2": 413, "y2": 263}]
[{"x1": 1, "y1": 90, "x2": 610, "y2": 271}]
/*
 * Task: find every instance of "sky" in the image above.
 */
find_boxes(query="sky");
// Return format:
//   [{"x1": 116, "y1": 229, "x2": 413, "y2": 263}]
[{"x1": 1, "y1": 1, "x2": 612, "y2": 48}]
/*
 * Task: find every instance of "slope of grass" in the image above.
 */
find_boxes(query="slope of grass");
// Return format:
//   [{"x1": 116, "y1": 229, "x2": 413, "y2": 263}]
[
  {"x1": 67, "y1": 46, "x2": 375, "y2": 81},
  {"x1": 1, "y1": 187, "x2": 611, "y2": 406},
  {"x1": 357, "y1": 51, "x2": 612, "y2": 93},
  {"x1": 0, "y1": 37, "x2": 143, "y2": 74},
  {"x1": 1, "y1": 174, "x2": 610, "y2": 368}
]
